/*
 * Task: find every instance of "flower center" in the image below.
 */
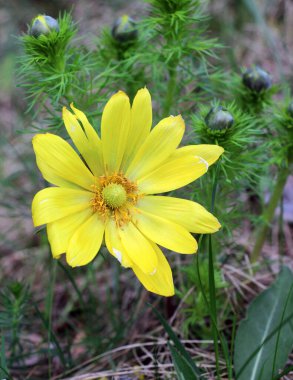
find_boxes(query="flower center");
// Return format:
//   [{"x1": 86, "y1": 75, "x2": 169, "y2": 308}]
[
  {"x1": 102, "y1": 183, "x2": 127, "y2": 208},
  {"x1": 90, "y1": 172, "x2": 140, "y2": 226}
]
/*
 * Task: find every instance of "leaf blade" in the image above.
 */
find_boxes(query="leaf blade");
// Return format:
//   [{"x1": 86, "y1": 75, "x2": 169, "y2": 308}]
[{"x1": 234, "y1": 266, "x2": 293, "y2": 380}]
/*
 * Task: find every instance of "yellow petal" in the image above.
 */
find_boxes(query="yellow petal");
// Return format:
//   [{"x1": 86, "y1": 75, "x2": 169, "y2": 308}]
[
  {"x1": 70, "y1": 103, "x2": 101, "y2": 144},
  {"x1": 132, "y1": 244, "x2": 174, "y2": 296},
  {"x1": 176, "y1": 144, "x2": 224, "y2": 166},
  {"x1": 126, "y1": 115, "x2": 185, "y2": 180},
  {"x1": 32, "y1": 187, "x2": 93, "y2": 227},
  {"x1": 118, "y1": 222, "x2": 158, "y2": 274},
  {"x1": 32, "y1": 133, "x2": 94, "y2": 190},
  {"x1": 47, "y1": 208, "x2": 93, "y2": 258},
  {"x1": 137, "y1": 149, "x2": 208, "y2": 194},
  {"x1": 101, "y1": 91, "x2": 131, "y2": 173},
  {"x1": 105, "y1": 218, "x2": 132, "y2": 268},
  {"x1": 63, "y1": 106, "x2": 103, "y2": 177},
  {"x1": 137, "y1": 196, "x2": 221, "y2": 234},
  {"x1": 121, "y1": 88, "x2": 152, "y2": 171},
  {"x1": 133, "y1": 208, "x2": 197, "y2": 254},
  {"x1": 66, "y1": 213, "x2": 105, "y2": 267}
]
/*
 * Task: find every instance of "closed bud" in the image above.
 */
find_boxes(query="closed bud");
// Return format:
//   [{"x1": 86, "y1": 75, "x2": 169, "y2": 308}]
[
  {"x1": 205, "y1": 106, "x2": 234, "y2": 135},
  {"x1": 30, "y1": 15, "x2": 59, "y2": 38},
  {"x1": 287, "y1": 101, "x2": 293, "y2": 118},
  {"x1": 111, "y1": 15, "x2": 138, "y2": 43},
  {"x1": 8, "y1": 282, "x2": 23, "y2": 298},
  {"x1": 242, "y1": 66, "x2": 272, "y2": 93}
]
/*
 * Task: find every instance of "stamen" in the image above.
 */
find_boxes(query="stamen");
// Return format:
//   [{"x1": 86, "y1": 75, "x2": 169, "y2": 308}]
[{"x1": 90, "y1": 172, "x2": 140, "y2": 226}]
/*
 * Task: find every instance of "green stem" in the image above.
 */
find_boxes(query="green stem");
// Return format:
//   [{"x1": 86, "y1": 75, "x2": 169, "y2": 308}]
[
  {"x1": 46, "y1": 260, "x2": 57, "y2": 378},
  {"x1": 278, "y1": 194, "x2": 285, "y2": 268},
  {"x1": 195, "y1": 238, "x2": 233, "y2": 379},
  {"x1": 251, "y1": 165, "x2": 290, "y2": 262},
  {"x1": 208, "y1": 235, "x2": 220, "y2": 380},
  {"x1": 33, "y1": 302, "x2": 67, "y2": 368},
  {"x1": 11, "y1": 300, "x2": 20, "y2": 360},
  {"x1": 163, "y1": 65, "x2": 178, "y2": 117},
  {"x1": 209, "y1": 163, "x2": 220, "y2": 379},
  {"x1": 211, "y1": 163, "x2": 220, "y2": 213},
  {"x1": 57, "y1": 261, "x2": 86, "y2": 311}
]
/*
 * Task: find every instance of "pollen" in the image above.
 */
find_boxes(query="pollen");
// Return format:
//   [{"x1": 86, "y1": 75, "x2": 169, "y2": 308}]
[{"x1": 90, "y1": 172, "x2": 140, "y2": 226}]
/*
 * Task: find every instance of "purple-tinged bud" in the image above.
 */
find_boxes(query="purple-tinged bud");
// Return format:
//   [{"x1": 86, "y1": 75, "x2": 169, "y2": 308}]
[
  {"x1": 112, "y1": 15, "x2": 138, "y2": 43},
  {"x1": 30, "y1": 15, "x2": 59, "y2": 37},
  {"x1": 205, "y1": 106, "x2": 234, "y2": 135},
  {"x1": 242, "y1": 66, "x2": 272, "y2": 92}
]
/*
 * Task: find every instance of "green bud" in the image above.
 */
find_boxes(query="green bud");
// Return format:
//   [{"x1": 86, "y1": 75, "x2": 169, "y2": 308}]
[
  {"x1": 205, "y1": 106, "x2": 234, "y2": 135},
  {"x1": 287, "y1": 101, "x2": 293, "y2": 118},
  {"x1": 30, "y1": 15, "x2": 59, "y2": 37},
  {"x1": 242, "y1": 66, "x2": 272, "y2": 92},
  {"x1": 8, "y1": 282, "x2": 23, "y2": 298},
  {"x1": 111, "y1": 15, "x2": 138, "y2": 43}
]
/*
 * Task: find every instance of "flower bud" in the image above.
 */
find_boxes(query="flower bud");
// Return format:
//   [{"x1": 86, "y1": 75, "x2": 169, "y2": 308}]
[
  {"x1": 242, "y1": 66, "x2": 272, "y2": 92},
  {"x1": 111, "y1": 15, "x2": 138, "y2": 43},
  {"x1": 30, "y1": 15, "x2": 60, "y2": 38},
  {"x1": 287, "y1": 101, "x2": 293, "y2": 118},
  {"x1": 205, "y1": 106, "x2": 234, "y2": 135}
]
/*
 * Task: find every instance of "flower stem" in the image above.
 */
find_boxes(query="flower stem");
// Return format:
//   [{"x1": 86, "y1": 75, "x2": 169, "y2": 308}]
[
  {"x1": 208, "y1": 235, "x2": 221, "y2": 380},
  {"x1": 57, "y1": 261, "x2": 87, "y2": 311},
  {"x1": 163, "y1": 65, "x2": 178, "y2": 117},
  {"x1": 209, "y1": 164, "x2": 221, "y2": 379},
  {"x1": 251, "y1": 165, "x2": 291, "y2": 262},
  {"x1": 46, "y1": 259, "x2": 57, "y2": 378}
]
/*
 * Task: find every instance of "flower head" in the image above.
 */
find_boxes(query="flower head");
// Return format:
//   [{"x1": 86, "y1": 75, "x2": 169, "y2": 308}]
[
  {"x1": 205, "y1": 106, "x2": 234, "y2": 136},
  {"x1": 242, "y1": 66, "x2": 272, "y2": 93},
  {"x1": 32, "y1": 88, "x2": 223, "y2": 296},
  {"x1": 111, "y1": 15, "x2": 138, "y2": 43},
  {"x1": 30, "y1": 15, "x2": 60, "y2": 37}
]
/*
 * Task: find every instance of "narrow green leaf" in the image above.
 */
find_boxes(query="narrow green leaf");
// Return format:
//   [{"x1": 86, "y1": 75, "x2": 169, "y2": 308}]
[
  {"x1": 273, "y1": 365, "x2": 293, "y2": 380},
  {"x1": 0, "y1": 335, "x2": 11, "y2": 380},
  {"x1": 234, "y1": 266, "x2": 293, "y2": 380},
  {"x1": 57, "y1": 261, "x2": 86, "y2": 310},
  {"x1": 168, "y1": 342, "x2": 201, "y2": 380},
  {"x1": 33, "y1": 302, "x2": 68, "y2": 368},
  {"x1": 149, "y1": 304, "x2": 203, "y2": 377}
]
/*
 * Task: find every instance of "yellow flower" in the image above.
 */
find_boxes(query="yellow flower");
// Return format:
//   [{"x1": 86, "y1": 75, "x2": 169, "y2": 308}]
[{"x1": 32, "y1": 88, "x2": 223, "y2": 297}]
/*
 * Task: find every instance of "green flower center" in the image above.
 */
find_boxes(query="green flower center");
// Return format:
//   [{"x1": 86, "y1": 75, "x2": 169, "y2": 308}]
[{"x1": 102, "y1": 183, "x2": 127, "y2": 209}]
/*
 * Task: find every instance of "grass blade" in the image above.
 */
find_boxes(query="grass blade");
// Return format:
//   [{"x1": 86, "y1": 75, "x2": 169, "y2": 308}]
[
  {"x1": 168, "y1": 342, "x2": 201, "y2": 380},
  {"x1": 150, "y1": 304, "x2": 203, "y2": 377}
]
